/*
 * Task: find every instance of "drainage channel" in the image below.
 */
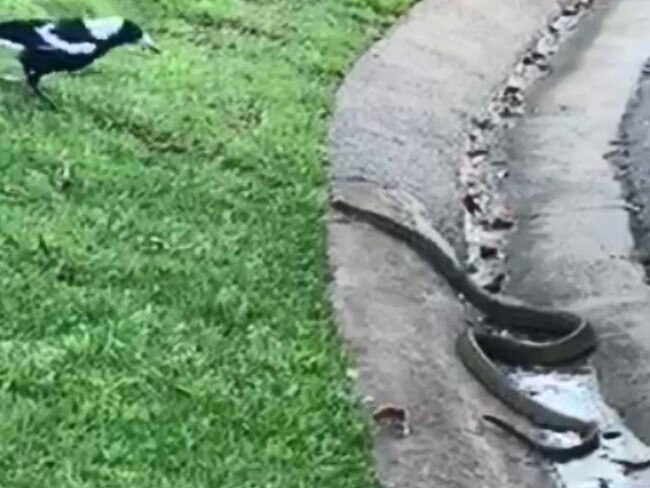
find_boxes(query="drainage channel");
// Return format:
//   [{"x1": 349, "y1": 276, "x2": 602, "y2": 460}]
[
  {"x1": 461, "y1": 0, "x2": 650, "y2": 487},
  {"x1": 461, "y1": 0, "x2": 593, "y2": 292}
]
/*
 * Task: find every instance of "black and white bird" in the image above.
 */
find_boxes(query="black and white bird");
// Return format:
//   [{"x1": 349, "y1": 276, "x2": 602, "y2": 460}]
[{"x1": 0, "y1": 16, "x2": 160, "y2": 108}]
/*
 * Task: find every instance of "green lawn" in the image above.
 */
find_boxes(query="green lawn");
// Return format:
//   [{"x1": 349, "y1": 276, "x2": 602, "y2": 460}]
[{"x1": 0, "y1": 0, "x2": 412, "y2": 486}]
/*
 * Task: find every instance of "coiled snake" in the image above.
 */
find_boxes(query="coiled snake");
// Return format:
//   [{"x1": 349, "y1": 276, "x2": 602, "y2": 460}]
[{"x1": 331, "y1": 181, "x2": 599, "y2": 462}]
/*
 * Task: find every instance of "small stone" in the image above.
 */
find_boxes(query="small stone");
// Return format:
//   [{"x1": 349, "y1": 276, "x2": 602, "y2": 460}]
[
  {"x1": 467, "y1": 148, "x2": 489, "y2": 158},
  {"x1": 373, "y1": 403, "x2": 407, "y2": 423},
  {"x1": 471, "y1": 117, "x2": 493, "y2": 130},
  {"x1": 609, "y1": 138, "x2": 627, "y2": 146},
  {"x1": 346, "y1": 368, "x2": 359, "y2": 380},
  {"x1": 602, "y1": 431, "x2": 622, "y2": 440},
  {"x1": 463, "y1": 194, "x2": 483, "y2": 215},
  {"x1": 561, "y1": 6, "x2": 579, "y2": 16},
  {"x1": 491, "y1": 217, "x2": 514, "y2": 230},
  {"x1": 373, "y1": 403, "x2": 410, "y2": 438},
  {"x1": 503, "y1": 85, "x2": 521, "y2": 96},
  {"x1": 499, "y1": 105, "x2": 523, "y2": 118},
  {"x1": 483, "y1": 273, "x2": 506, "y2": 294},
  {"x1": 479, "y1": 245, "x2": 499, "y2": 259},
  {"x1": 490, "y1": 209, "x2": 515, "y2": 230}
]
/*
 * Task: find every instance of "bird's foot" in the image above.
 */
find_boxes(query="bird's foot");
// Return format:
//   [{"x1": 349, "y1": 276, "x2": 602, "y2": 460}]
[
  {"x1": 38, "y1": 94, "x2": 58, "y2": 111},
  {"x1": 26, "y1": 77, "x2": 58, "y2": 110},
  {"x1": 31, "y1": 87, "x2": 57, "y2": 110}
]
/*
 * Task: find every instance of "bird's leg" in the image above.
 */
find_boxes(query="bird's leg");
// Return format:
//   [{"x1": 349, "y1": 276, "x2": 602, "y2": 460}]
[{"x1": 25, "y1": 70, "x2": 56, "y2": 110}]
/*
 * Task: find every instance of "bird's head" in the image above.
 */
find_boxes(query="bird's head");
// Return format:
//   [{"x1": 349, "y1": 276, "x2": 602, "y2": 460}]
[
  {"x1": 84, "y1": 17, "x2": 160, "y2": 54},
  {"x1": 119, "y1": 19, "x2": 160, "y2": 54}
]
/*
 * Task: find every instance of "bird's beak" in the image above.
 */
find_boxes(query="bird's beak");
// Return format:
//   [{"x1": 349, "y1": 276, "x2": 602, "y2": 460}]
[{"x1": 138, "y1": 34, "x2": 160, "y2": 54}]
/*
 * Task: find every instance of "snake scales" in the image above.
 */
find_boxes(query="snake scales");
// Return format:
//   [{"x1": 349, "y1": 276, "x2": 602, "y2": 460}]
[{"x1": 331, "y1": 181, "x2": 599, "y2": 462}]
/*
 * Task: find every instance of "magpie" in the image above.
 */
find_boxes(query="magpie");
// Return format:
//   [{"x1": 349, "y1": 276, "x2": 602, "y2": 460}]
[{"x1": 0, "y1": 17, "x2": 160, "y2": 108}]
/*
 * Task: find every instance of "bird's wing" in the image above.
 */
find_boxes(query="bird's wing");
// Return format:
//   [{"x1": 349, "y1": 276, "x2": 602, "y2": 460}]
[
  {"x1": 35, "y1": 22, "x2": 96, "y2": 54},
  {"x1": 0, "y1": 37, "x2": 26, "y2": 53},
  {"x1": 49, "y1": 18, "x2": 95, "y2": 43},
  {"x1": 0, "y1": 19, "x2": 49, "y2": 49}
]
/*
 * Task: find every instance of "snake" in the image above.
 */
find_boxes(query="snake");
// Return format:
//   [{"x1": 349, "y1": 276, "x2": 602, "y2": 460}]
[{"x1": 331, "y1": 182, "x2": 600, "y2": 462}]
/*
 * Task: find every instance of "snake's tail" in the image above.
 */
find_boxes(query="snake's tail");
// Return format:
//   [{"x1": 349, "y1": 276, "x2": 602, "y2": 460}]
[
  {"x1": 611, "y1": 458, "x2": 650, "y2": 474},
  {"x1": 483, "y1": 415, "x2": 540, "y2": 450},
  {"x1": 482, "y1": 414, "x2": 599, "y2": 462}
]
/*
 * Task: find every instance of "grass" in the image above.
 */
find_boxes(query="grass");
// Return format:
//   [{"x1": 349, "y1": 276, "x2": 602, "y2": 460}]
[{"x1": 0, "y1": 0, "x2": 413, "y2": 486}]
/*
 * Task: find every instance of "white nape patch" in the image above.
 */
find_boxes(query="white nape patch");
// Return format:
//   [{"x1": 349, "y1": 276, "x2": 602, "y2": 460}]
[
  {"x1": 0, "y1": 38, "x2": 24, "y2": 54},
  {"x1": 83, "y1": 17, "x2": 124, "y2": 40},
  {"x1": 36, "y1": 23, "x2": 96, "y2": 54}
]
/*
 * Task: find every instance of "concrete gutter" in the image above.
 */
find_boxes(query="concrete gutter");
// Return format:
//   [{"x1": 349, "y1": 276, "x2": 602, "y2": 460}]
[
  {"x1": 327, "y1": 1, "x2": 578, "y2": 487},
  {"x1": 503, "y1": 0, "x2": 650, "y2": 457}
]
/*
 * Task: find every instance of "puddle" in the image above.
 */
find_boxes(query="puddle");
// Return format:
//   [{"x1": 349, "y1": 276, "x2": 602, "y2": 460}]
[{"x1": 511, "y1": 369, "x2": 650, "y2": 487}]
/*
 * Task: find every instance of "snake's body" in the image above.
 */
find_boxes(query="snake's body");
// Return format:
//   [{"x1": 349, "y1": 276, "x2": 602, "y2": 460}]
[{"x1": 331, "y1": 184, "x2": 599, "y2": 462}]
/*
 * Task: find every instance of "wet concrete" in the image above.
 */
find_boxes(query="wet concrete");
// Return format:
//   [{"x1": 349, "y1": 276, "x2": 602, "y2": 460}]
[
  {"x1": 513, "y1": 370, "x2": 650, "y2": 488},
  {"x1": 501, "y1": 0, "x2": 650, "y2": 485}
]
